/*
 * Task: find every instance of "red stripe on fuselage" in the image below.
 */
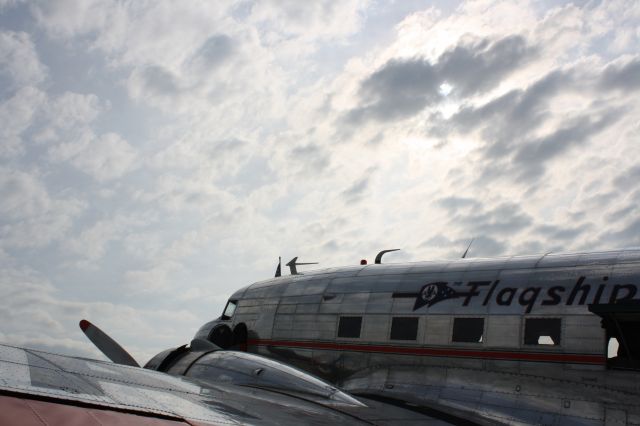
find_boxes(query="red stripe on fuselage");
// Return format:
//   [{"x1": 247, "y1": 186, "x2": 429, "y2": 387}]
[{"x1": 247, "y1": 339, "x2": 605, "y2": 364}]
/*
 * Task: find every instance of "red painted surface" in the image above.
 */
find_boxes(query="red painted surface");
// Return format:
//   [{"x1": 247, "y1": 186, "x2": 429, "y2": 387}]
[
  {"x1": 247, "y1": 339, "x2": 606, "y2": 365},
  {"x1": 0, "y1": 394, "x2": 196, "y2": 426}
]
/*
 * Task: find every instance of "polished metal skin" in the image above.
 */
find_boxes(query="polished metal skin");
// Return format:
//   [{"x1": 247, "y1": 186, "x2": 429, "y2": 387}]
[
  {"x1": 0, "y1": 343, "x2": 445, "y2": 425},
  {"x1": 198, "y1": 249, "x2": 640, "y2": 425}
]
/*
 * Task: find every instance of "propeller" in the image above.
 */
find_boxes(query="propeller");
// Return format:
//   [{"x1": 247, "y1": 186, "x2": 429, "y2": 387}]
[{"x1": 79, "y1": 319, "x2": 140, "y2": 367}]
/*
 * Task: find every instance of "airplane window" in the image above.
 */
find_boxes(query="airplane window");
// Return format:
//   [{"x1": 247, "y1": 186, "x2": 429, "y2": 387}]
[
  {"x1": 452, "y1": 318, "x2": 484, "y2": 343},
  {"x1": 390, "y1": 317, "x2": 419, "y2": 340},
  {"x1": 337, "y1": 316, "x2": 362, "y2": 338},
  {"x1": 524, "y1": 318, "x2": 561, "y2": 346},
  {"x1": 221, "y1": 300, "x2": 237, "y2": 320}
]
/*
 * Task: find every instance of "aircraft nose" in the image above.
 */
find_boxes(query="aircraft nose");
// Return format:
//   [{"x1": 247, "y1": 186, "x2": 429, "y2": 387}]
[{"x1": 193, "y1": 319, "x2": 248, "y2": 351}]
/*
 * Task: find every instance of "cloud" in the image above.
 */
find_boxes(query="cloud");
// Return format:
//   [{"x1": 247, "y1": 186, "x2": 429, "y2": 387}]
[
  {"x1": 130, "y1": 173, "x2": 240, "y2": 216},
  {"x1": 288, "y1": 142, "x2": 331, "y2": 176},
  {"x1": 0, "y1": 88, "x2": 46, "y2": 157},
  {"x1": 152, "y1": 137, "x2": 248, "y2": 172},
  {"x1": 32, "y1": 1, "x2": 289, "y2": 133},
  {"x1": 600, "y1": 57, "x2": 640, "y2": 91},
  {"x1": 419, "y1": 234, "x2": 505, "y2": 258},
  {"x1": 129, "y1": 65, "x2": 180, "y2": 99},
  {"x1": 31, "y1": 0, "x2": 113, "y2": 39},
  {"x1": 0, "y1": 31, "x2": 47, "y2": 91},
  {"x1": 434, "y1": 198, "x2": 535, "y2": 252},
  {"x1": 511, "y1": 110, "x2": 621, "y2": 180},
  {"x1": 348, "y1": 58, "x2": 440, "y2": 123},
  {"x1": 346, "y1": 35, "x2": 535, "y2": 123},
  {"x1": 426, "y1": 55, "x2": 637, "y2": 185},
  {"x1": 454, "y1": 202, "x2": 533, "y2": 236},
  {"x1": 603, "y1": 217, "x2": 640, "y2": 248},
  {"x1": 46, "y1": 92, "x2": 103, "y2": 129},
  {"x1": 0, "y1": 168, "x2": 50, "y2": 219},
  {"x1": 63, "y1": 214, "x2": 147, "y2": 265},
  {"x1": 608, "y1": 205, "x2": 636, "y2": 222},
  {"x1": 0, "y1": 202, "x2": 85, "y2": 249},
  {"x1": 341, "y1": 168, "x2": 375, "y2": 205},
  {"x1": 33, "y1": 2, "x2": 240, "y2": 73},
  {"x1": 444, "y1": 69, "x2": 569, "y2": 156},
  {"x1": 123, "y1": 261, "x2": 183, "y2": 294},
  {"x1": 613, "y1": 164, "x2": 640, "y2": 191},
  {"x1": 0, "y1": 168, "x2": 86, "y2": 249},
  {"x1": 216, "y1": 156, "x2": 276, "y2": 193},
  {"x1": 24, "y1": 91, "x2": 106, "y2": 148},
  {"x1": 249, "y1": 0, "x2": 369, "y2": 40},
  {"x1": 0, "y1": 31, "x2": 48, "y2": 158},
  {"x1": 468, "y1": 235, "x2": 507, "y2": 257},
  {"x1": 536, "y1": 223, "x2": 591, "y2": 242},
  {"x1": 190, "y1": 34, "x2": 236, "y2": 71},
  {"x1": 437, "y1": 35, "x2": 534, "y2": 96},
  {"x1": 0, "y1": 260, "x2": 200, "y2": 362},
  {"x1": 0, "y1": 0, "x2": 26, "y2": 9},
  {"x1": 49, "y1": 130, "x2": 138, "y2": 182},
  {"x1": 438, "y1": 196, "x2": 482, "y2": 212},
  {"x1": 73, "y1": 133, "x2": 138, "y2": 181}
]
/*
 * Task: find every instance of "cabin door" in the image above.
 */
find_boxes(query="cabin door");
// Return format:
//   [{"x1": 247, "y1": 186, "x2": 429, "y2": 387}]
[{"x1": 589, "y1": 304, "x2": 640, "y2": 370}]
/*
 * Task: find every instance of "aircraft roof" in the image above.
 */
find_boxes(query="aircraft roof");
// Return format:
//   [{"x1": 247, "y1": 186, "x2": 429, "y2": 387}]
[{"x1": 243, "y1": 248, "x2": 640, "y2": 292}]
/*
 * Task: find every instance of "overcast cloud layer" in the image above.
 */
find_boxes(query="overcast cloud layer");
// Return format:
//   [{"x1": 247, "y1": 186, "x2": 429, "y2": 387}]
[{"x1": 1, "y1": 0, "x2": 639, "y2": 362}]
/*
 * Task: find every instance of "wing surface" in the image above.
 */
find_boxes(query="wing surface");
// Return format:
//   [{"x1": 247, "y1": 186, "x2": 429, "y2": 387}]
[
  {"x1": 0, "y1": 343, "x2": 451, "y2": 425},
  {"x1": 341, "y1": 365, "x2": 640, "y2": 425}
]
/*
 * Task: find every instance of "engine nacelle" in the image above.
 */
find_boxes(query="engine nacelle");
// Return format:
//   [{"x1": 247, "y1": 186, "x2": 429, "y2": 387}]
[{"x1": 145, "y1": 339, "x2": 362, "y2": 406}]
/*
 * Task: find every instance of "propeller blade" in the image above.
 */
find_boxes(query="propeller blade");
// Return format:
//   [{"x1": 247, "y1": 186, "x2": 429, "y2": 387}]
[{"x1": 79, "y1": 319, "x2": 140, "y2": 367}]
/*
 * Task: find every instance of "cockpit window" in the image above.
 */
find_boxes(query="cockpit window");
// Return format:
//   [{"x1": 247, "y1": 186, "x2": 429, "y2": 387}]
[{"x1": 222, "y1": 300, "x2": 237, "y2": 320}]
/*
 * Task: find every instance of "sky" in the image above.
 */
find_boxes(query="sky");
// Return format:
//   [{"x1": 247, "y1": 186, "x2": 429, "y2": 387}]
[{"x1": 0, "y1": 0, "x2": 639, "y2": 363}]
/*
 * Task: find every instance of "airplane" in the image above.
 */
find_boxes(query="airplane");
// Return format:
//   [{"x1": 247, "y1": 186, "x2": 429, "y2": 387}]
[
  {"x1": 0, "y1": 277, "x2": 478, "y2": 424},
  {"x1": 191, "y1": 248, "x2": 640, "y2": 425},
  {"x1": 1, "y1": 248, "x2": 639, "y2": 425},
  {"x1": 0, "y1": 318, "x2": 454, "y2": 424}
]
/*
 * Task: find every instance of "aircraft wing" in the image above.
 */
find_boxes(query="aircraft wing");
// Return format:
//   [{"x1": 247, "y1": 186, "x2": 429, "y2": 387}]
[
  {"x1": 0, "y1": 343, "x2": 450, "y2": 425},
  {"x1": 341, "y1": 365, "x2": 640, "y2": 425}
]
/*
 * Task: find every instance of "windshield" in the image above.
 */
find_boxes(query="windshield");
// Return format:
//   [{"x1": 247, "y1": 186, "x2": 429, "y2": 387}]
[{"x1": 222, "y1": 300, "x2": 237, "y2": 319}]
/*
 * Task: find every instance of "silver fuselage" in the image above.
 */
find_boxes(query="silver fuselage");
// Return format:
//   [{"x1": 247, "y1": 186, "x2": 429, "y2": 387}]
[{"x1": 196, "y1": 249, "x2": 640, "y2": 425}]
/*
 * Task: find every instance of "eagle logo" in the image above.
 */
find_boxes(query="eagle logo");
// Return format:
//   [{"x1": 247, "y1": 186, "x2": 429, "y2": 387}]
[{"x1": 412, "y1": 281, "x2": 464, "y2": 310}]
